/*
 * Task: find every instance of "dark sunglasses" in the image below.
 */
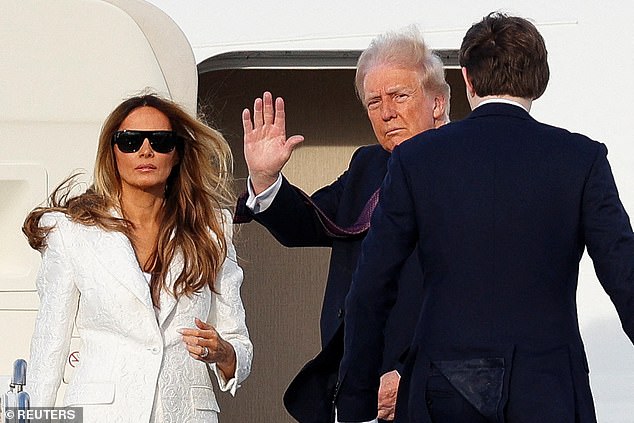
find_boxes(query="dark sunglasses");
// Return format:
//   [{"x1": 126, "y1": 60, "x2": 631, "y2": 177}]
[{"x1": 112, "y1": 130, "x2": 181, "y2": 154}]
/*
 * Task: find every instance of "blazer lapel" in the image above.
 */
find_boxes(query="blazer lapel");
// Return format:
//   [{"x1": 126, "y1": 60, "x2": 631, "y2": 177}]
[
  {"x1": 87, "y1": 228, "x2": 154, "y2": 311},
  {"x1": 156, "y1": 250, "x2": 184, "y2": 326}
]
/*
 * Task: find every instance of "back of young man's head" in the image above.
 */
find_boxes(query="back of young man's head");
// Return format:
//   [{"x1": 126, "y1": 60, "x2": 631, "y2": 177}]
[{"x1": 459, "y1": 12, "x2": 550, "y2": 100}]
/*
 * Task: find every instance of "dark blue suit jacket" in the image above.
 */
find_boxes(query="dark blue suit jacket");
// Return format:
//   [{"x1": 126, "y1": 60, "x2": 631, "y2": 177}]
[
  {"x1": 337, "y1": 103, "x2": 634, "y2": 423},
  {"x1": 238, "y1": 145, "x2": 424, "y2": 422}
]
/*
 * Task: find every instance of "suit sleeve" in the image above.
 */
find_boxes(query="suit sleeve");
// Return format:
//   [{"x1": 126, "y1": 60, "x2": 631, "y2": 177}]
[
  {"x1": 237, "y1": 148, "x2": 371, "y2": 248},
  {"x1": 582, "y1": 144, "x2": 634, "y2": 343},
  {"x1": 249, "y1": 171, "x2": 350, "y2": 247},
  {"x1": 28, "y1": 213, "x2": 80, "y2": 406},
  {"x1": 208, "y1": 210, "x2": 253, "y2": 395},
  {"x1": 337, "y1": 147, "x2": 419, "y2": 422}
]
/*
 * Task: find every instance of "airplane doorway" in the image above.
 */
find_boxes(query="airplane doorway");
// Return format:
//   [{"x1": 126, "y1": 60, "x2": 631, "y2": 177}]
[{"x1": 198, "y1": 57, "x2": 468, "y2": 422}]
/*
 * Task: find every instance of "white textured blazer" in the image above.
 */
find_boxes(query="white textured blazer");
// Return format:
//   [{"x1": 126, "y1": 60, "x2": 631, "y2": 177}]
[{"x1": 28, "y1": 210, "x2": 252, "y2": 423}]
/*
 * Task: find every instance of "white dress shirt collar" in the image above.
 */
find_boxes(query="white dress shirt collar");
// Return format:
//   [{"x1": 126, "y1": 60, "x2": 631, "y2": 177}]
[{"x1": 475, "y1": 98, "x2": 529, "y2": 112}]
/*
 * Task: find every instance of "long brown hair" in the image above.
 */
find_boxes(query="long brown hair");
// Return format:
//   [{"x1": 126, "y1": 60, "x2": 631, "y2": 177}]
[{"x1": 23, "y1": 93, "x2": 235, "y2": 307}]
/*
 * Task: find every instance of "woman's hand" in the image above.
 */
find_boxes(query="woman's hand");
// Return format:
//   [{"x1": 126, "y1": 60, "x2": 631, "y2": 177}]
[{"x1": 179, "y1": 318, "x2": 237, "y2": 379}]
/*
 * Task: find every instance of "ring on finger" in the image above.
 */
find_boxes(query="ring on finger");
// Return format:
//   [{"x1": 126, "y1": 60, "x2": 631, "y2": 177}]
[{"x1": 200, "y1": 346, "x2": 209, "y2": 359}]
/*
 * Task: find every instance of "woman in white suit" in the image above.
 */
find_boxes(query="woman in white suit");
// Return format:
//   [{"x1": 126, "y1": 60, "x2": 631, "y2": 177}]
[{"x1": 23, "y1": 93, "x2": 252, "y2": 422}]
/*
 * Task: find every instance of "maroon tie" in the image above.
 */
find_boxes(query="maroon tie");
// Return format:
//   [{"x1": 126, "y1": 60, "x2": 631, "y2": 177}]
[
  {"x1": 233, "y1": 189, "x2": 380, "y2": 238},
  {"x1": 234, "y1": 188, "x2": 380, "y2": 239},
  {"x1": 298, "y1": 188, "x2": 380, "y2": 238}
]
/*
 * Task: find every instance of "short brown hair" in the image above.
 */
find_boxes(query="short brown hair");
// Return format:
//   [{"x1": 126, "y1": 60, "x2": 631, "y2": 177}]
[{"x1": 459, "y1": 12, "x2": 549, "y2": 99}]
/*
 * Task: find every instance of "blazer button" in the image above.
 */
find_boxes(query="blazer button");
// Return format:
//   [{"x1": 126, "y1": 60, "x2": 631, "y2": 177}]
[
  {"x1": 150, "y1": 346, "x2": 160, "y2": 354},
  {"x1": 337, "y1": 308, "x2": 344, "y2": 318}
]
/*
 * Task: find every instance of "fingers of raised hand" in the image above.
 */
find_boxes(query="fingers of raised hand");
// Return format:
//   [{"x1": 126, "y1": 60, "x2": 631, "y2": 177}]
[
  {"x1": 273, "y1": 96, "x2": 285, "y2": 125},
  {"x1": 242, "y1": 108, "x2": 253, "y2": 133},
  {"x1": 249, "y1": 92, "x2": 283, "y2": 127},
  {"x1": 263, "y1": 91, "x2": 275, "y2": 124},
  {"x1": 286, "y1": 134, "x2": 305, "y2": 150},
  {"x1": 253, "y1": 96, "x2": 264, "y2": 127}
]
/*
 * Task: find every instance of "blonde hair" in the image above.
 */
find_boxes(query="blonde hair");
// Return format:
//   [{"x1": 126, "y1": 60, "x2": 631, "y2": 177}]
[{"x1": 23, "y1": 93, "x2": 235, "y2": 307}]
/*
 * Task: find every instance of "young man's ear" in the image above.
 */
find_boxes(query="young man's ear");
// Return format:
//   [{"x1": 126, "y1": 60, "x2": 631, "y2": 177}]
[{"x1": 462, "y1": 67, "x2": 475, "y2": 97}]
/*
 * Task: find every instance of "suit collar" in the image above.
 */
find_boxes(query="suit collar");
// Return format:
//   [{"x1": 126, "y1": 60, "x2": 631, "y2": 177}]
[
  {"x1": 477, "y1": 98, "x2": 529, "y2": 112},
  {"x1": 468, "y1": 102, "x2": 533, "y2": 121}
]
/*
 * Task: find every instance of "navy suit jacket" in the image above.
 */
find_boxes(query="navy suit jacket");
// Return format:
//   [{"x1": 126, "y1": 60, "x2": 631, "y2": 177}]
[
  {"x1": 237, "y1": 145, "x2": 424, "y2": 422},
  {"x1": 337, "y1": 103, "x2": 634, "y2": 423}
]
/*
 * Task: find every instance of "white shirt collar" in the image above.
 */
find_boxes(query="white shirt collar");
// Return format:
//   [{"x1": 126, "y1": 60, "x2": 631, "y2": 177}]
[{"x1": 476, "y1": 98, "x2": 529, "y2": 112}]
